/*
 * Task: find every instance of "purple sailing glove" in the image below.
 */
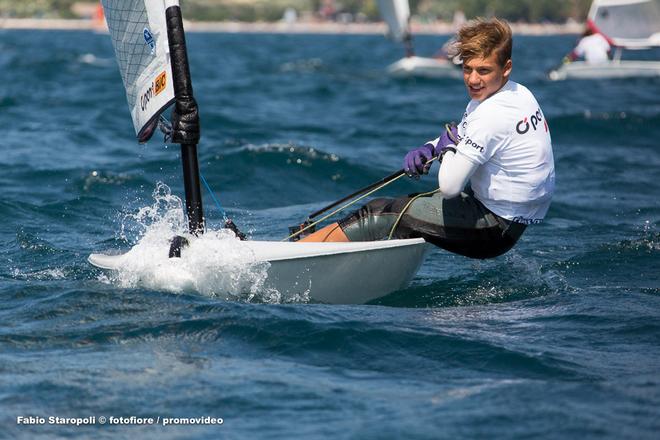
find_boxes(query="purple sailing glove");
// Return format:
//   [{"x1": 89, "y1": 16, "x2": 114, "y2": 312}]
[
  {"x1": 403, "y1": 142, "x2": 434, "y2": 178},
  {"x1": 403, "y1": 123, "x2": 459, "y2": 177}
]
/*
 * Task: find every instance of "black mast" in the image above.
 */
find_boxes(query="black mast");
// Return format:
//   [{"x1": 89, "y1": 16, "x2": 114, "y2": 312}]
[
  {"x1": 165, "y1": 4, "x2": 204, "y2": 236},
  {"x1": 403, "y1": 17, "x2": 414, "y2": 57}
]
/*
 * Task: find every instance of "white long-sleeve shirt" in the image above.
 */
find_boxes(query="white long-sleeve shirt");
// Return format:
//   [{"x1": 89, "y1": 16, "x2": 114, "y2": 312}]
[
  {"x1": 573, "y1": 33, "x2": 611, "y2": 64},
  {"x1": 429, "y1": 81, "x2": 555, "y2": 224}
]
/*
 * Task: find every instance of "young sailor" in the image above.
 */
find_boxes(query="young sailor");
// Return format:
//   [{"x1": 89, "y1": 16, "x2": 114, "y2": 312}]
[{"x1": 301, "y1": 18, "x2": 555, "y2": 259}]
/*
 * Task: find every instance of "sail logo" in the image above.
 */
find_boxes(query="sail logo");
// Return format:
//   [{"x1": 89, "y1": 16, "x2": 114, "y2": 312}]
[
  {"x1": 154, "y1": 72, "x2": 167, "y2": 96},
  {"x1": 516, "y1": 108, "x2": 547, "y2": 134},
  {"x1": 143, "y1": 28, "x2": 156, "y2": 54},
  {"x1": 140, "y1": 71, "x2": 167, "y2": 112}
]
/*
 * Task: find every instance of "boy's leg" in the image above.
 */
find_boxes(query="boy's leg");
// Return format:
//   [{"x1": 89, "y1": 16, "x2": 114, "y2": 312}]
[
  {"x1": 299, "y1": 222, "x2": 349, "y2": 242},
  {"x1": 299, "y1": 192, "x2": 525, "y2": 258}
]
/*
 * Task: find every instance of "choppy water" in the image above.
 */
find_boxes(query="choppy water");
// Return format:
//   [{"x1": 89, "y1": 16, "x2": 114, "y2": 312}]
[{"x1": 0, "y1": 29, "x2": 659, "y2": 439}]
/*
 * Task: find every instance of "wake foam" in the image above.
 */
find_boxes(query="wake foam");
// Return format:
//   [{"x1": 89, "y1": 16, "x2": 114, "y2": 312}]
[{"x1": 102, "y1": 183, "x2": 281, "y2": 302}]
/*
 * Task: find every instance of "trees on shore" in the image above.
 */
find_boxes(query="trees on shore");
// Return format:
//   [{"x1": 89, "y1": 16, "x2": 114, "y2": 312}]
[{"x1": 0, "y1": 0, "x2": 592, "y2": 23}]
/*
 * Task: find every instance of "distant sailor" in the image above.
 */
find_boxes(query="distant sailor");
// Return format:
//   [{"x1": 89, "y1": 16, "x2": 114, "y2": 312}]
[
  {"x1": 564, "y1": 24, "x2": 611, "y2": 64},
  {"x1": 301, "y1": 18, "x2": 555, "y2": 259}
]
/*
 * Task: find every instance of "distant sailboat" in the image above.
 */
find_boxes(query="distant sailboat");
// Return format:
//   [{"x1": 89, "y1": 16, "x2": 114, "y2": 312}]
[
  {"x1": 88, "y1": 0, "x2": 429, "y2": 304},
  {"x1": 549, "y1": 0, "x2": 660, "y2": 80},
  {"x1": 376, "y1": 0, "x2": 461, "y2": 79}
]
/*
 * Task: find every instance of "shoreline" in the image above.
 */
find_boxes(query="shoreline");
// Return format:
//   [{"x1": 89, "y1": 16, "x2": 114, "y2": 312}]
[{"x1": 0, "y1": 18, "x2": 583, "y2": 35}]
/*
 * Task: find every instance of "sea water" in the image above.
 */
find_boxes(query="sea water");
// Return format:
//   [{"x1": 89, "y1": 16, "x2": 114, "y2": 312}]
[{"x1": 0, "y1": 30, "x2": 658, "y2": 439}]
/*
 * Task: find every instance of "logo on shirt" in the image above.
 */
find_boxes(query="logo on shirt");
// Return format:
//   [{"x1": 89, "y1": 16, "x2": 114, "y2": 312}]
[
  {"x1": 461, "y1": 112, "x2": 468, "y2": 131},
  {"x1": 463, "y1": 136, "x2": 484, "y2": 153},
  {"x1": 516, "y1": 108, "x2": 548, "y2": 134}
]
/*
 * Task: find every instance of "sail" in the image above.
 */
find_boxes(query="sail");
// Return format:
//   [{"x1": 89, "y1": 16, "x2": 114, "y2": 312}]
[
  {"x1": 101, "y1": 0, "x2": 176, "y2": 141},
  {"x1": 376, "y1": 0, "x2": 411, "y2": 42},
  {"x1": 589, "y1": 0, "x2": 660, "y2": 48}
]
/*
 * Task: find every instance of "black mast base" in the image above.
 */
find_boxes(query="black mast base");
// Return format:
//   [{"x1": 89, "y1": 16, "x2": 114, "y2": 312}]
[{"x1": 225, "y1": 219, "x2": 247, "y2": 241}]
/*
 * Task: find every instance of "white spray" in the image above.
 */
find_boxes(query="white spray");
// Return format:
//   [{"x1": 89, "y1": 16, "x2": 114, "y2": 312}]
[{"x1": 104, "y1": 183, "x2": 280, "y2": 302}]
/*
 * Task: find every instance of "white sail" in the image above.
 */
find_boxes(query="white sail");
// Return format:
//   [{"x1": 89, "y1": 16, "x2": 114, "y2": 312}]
[
  {"x1": 376, "y1": 0, "x2": 411, "y2": 42},
  {"x1": 589, "y1": 0, "x2": 660, "y2": 48},
  {"x1": 101, "y1": 0, "x2": 176, "y2": 140}
]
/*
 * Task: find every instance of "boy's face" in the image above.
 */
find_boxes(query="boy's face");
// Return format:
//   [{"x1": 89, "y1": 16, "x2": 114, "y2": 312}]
[{"x1": 462, "y1": 52, "x2": 512, "y2": 101}]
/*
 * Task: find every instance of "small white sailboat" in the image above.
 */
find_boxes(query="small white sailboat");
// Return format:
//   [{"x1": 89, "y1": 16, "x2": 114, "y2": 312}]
[
  {"x1": 549, "y1": 0, "x2": 660, "y2": 80},
  {"x1": 376, "y1": 0, "x2": 461, "y2": 79},
  {"x1": 386, "y1": 55, "x2": 462, "y2": 79},
  {"x1": 89, "y1": 238, "x2": 428, "y2": 304},
  {"x1": 89, "y1": 0, "x2": 429, "y2": 304}
]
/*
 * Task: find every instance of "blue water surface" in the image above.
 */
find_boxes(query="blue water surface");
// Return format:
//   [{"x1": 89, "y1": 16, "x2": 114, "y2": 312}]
[{"x1": 0, "y1": 29, "x2": 659, "y2": 439}]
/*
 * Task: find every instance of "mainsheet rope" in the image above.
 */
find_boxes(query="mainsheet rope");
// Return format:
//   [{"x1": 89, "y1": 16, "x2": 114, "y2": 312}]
[
  {"x1": 159, "y1": 114, "x2": 227, "y2": 223},
  {"x1": 199, "y1": 171, "x2": 227, "y2": 221},
  {"x1": 282, "y1": 156, "x2": 439, "y2": 242}
]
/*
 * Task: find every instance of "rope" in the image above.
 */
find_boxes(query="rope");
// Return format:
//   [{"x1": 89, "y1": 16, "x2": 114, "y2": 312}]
[
  {"x1": 387, "y1": 188, "x2": 440, "y2": 240},
  {"x1": 283, "y1": 156, "x2": 439, "y2": 242},
  {"x1": 385, "y1": 125, "x2": 456, "y2": 239},
  {"x1": 385, "y1": 125, "x2": 456, "y2": 240},
  {"x1": 158, "y1": 116, "x2": 229, "y2": 223},
  {"x1": 282, "y1": 171, "x2": 409, "y2": 242},
  {"x1": 199, "y1": 172, "x2": 227, "y2": 221}
]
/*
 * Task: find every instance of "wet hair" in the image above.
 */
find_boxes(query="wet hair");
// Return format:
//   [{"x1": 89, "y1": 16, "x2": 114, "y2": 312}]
[{"x1": 455, "y1": 18, "x2": 512, "y2": 67}]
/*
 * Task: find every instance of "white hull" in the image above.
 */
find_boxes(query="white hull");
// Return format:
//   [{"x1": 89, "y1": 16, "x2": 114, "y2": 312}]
[
  {"x1": 548, "y1": 60, "x2": 660, "y2": 80},
  {"x1": 387, "y1": 56, "x2": 461, "y2": 79},
  {"x1": 89, "y1": 238, "x2": 429, "y2": 304}
]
